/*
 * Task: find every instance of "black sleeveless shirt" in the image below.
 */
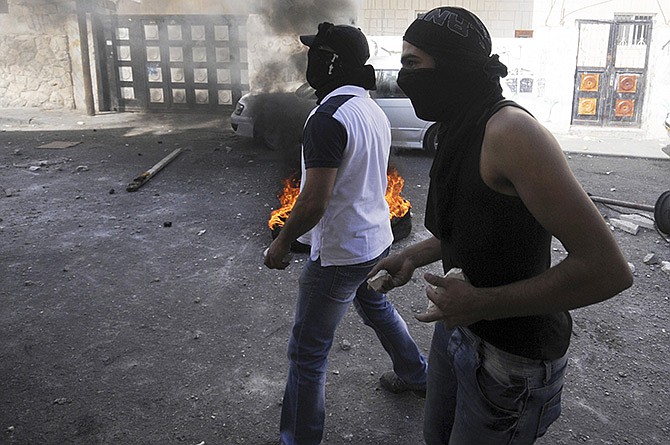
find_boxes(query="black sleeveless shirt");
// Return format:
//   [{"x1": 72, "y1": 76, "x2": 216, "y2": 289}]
[{"x1": 425, "y1": 100, "x2": 572, "y2": 360}]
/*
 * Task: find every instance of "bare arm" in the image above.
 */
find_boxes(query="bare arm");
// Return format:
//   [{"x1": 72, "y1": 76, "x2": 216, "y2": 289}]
[
  {"x1": 264, "y1": 167, "x2": 337, "y2": 269},
  {"x1": 418, "y1": 108, "x2": 633, "y2": 325},
  {"x1": 367, "y1": 235, "x2": 443, "y2": 293}
]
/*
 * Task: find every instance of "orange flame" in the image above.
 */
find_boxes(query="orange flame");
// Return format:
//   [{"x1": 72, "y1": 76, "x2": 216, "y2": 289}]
[
  {"x1": 268, "y1": 173, "x2": 301, "y2": 230},
  {"x1": 386, "y1": 167, "x2": 411, "y2": 219},
  {"x1": 268, "y1": 168, "x2": 411, "y2": 230}
]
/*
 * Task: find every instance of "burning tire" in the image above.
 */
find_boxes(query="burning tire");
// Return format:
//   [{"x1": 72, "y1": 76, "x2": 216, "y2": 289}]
[
  {"x1": 391, "y1": 210, "x2": 412, "y2": 241},
  {"x1": 268, "y1": 168, "x2": 412, "y2": 253},
  {"x1": 655, "y1": 191, "x2": 670, "y2": 234},
  {"x1": 272, "y1": 211, "x2": 412, "y2": 253}
]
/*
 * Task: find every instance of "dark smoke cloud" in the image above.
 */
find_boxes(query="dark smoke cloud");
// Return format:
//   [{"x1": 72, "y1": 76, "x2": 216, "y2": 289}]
[
  {"x1": 248, "y1": 0, "x2": 358, "y2": 170},
  {"x1": 252, "y1": 0, "x2": 359, "y2": 90},
  {"x1": 253, "y1": 56, "x2": 307, "y2": 93},
  {"x1": 258, "y1": 0, "x2": 358, "y2": 35},
  {"x1": 253, "y1": 90, "x2": 315, "y2": 169}
]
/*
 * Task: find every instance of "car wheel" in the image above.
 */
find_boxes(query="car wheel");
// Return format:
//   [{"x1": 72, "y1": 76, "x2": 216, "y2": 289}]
[
  {"x1": 253, "y1": 114, "x2": 279, "y2": 151},
  {"x1": 262, "y1": 130, "x2": 283, "y2": 151},
  {"x1": 422, "y1": 124, "x2": 439, "y2": 156},
  {"x1": 255, "y1": 111, "x2": 303, "y2": 152}
]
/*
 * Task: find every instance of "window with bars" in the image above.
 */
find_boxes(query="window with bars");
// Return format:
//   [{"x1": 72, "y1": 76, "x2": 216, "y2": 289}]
[{"x1": 615, "y1": 14, "x2": 653, "y2": 46}]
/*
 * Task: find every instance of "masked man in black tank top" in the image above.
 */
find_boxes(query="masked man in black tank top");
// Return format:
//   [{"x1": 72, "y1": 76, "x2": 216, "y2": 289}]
[{"x1": 368, "y1": 7, "x2": 632, "y2": 445}]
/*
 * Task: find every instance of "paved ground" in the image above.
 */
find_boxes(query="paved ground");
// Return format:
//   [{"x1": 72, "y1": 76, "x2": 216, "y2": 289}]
[{"x1": 1, "y1": 107, "x2": 669, "y2": 445}]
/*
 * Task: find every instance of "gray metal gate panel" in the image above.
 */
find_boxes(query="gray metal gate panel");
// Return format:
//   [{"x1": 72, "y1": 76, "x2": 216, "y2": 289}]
[{"x1": 103, "y1": 14, "x2": 248, "y2": 112}]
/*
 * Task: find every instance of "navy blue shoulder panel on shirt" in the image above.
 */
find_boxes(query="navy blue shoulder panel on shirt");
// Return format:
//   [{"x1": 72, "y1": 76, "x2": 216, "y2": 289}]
[
  {"x1": 315, "y1": 94, "x2": 355, "y2": 116},
  {"x1": 303, "y1": 95, "x2": 355, "y2": 169}
]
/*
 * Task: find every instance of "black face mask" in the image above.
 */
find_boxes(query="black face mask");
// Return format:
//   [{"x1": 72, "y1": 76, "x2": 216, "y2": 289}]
[
  {"x1": 305, "y1": 47, "x2": 376, "y2": 102},
  {"x1": 306, "y1": 48, "x2": 342, "y2": 91},
  {"x1": 396, "y1": 68, "x2": 473, "y2": 122}
]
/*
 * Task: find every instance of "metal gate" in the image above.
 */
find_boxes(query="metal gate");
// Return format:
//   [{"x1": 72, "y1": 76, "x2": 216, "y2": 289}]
[
  {"x1": 571, "y1": 19, "x2": 652, "y2": 127},
  {"x1": 99, "y1": 15, "x2": 248, "y2": 112}
]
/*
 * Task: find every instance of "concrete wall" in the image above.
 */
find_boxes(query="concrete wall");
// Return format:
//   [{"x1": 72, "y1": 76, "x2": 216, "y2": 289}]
[
  {"x1": 0, "y1": 0, "x2": 78, "y2": 110},
  {"x1": 540, "y1": 0, "x2": 667, "y2": 25},
  {"x1": 361, "y1": 0, "x2": 534, "y2": 37},
  {"x1": 644, "y1": 26, "x2": 670, "y2": 139},
  {"x1": 358, "y1": 1, "x2": 669, "y2": 138},
  {"x1": 113, "y1": 0, "x2": 251, "y2": 15},
  {"x1": 493, "y1": 28, "x2": 578, "y2": 133},
  {"x1": 536, "y1": 0, "x2": 670, "y2": 138}
]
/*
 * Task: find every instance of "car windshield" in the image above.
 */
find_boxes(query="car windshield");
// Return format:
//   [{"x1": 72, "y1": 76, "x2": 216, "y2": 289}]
[{"x1": 371, "y1": 69, "x2": 406, "y2": 99}]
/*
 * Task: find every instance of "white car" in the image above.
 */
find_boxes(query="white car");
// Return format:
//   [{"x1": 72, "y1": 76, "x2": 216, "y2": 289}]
[{"x1": 231, "y1": 69, "x2": 438, "y2": 155}]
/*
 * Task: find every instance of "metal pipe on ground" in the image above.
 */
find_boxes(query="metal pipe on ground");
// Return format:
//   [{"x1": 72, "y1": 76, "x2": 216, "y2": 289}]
[
  {"x1": 126, "y1": 148, "x2": 184, "y2": 192},
  {"x1": 589, "y1": 191, "x2": 670, "y2": 234}
]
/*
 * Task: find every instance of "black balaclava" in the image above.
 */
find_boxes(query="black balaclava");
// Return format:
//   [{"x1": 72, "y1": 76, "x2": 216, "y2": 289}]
[
  {"x1": 398, "y1": 7, "x2": 510, "y2": 242},
  {"x1": 397, "y1": 6, "x2": 508, "y2": 122},
  {"x1": 301, "y1": 22, "x2": 376, "y2": 102}
]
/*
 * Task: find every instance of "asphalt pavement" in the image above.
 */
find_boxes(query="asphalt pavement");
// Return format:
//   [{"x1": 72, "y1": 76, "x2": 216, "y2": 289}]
[
  {"x1": 1, "y1": 107, "x2": 669, "y2": 160},
  {"x1": 1, "y1": 105, "x2": 669, "y2": 444}
]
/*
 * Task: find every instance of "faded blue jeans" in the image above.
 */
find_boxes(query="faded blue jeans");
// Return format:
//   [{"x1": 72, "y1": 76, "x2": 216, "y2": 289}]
[
  {"x1": 279, "y1": 249, "x2": 428, "y2": 445},
  {"x1": 423, "y1": 324, "x2": 568, "y2": 445}
]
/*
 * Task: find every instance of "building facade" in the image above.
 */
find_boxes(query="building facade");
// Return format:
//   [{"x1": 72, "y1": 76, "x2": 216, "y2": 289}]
[{"x1": 1, "y1": 0, "x2": 668, "y2": 139}]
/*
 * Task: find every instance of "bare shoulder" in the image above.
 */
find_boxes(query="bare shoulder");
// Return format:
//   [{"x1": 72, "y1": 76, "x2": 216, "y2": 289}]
[
  {"x1": 481, "y1": 105, "x2": 567, "y2": 194},
  {"x1": 485, "y1": 105, "x2": 552, "y2": 147}
]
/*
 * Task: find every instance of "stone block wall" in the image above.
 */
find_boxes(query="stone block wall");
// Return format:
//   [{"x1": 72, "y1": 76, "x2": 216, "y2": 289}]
[
  {"x1": 0, "y1": 34, "x2": 75, "y2": 109},
  {"x1": 0, "y1": 0, "x2": 78, "y2": 110}
]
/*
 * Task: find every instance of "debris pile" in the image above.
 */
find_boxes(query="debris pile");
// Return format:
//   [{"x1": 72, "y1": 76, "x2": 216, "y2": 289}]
[{"x1": 590, "y1": 190, "x2": 670, "y2": 276}]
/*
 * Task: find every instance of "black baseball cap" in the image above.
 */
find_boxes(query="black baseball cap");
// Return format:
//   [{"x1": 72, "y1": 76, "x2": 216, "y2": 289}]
[{"x1": 300, "y1": 23, "x2": 370, "y2": 66}]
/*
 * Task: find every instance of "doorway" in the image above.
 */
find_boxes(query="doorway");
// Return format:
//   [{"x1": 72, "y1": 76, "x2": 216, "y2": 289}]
[{"x1": 571, "y1": 18, "x2": 652, "y2": 127}]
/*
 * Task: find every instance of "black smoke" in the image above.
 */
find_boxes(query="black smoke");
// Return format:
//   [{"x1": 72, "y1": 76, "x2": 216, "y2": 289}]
[
  {"x1": 249, "y1": 0, "x2": 359, "y2": 169},
  {"x1": 253, "y1": 0, "x2": 358, "y2": 87},
  {"x1": 258, "y1": 0, "x2": 358, "y2": 35}
]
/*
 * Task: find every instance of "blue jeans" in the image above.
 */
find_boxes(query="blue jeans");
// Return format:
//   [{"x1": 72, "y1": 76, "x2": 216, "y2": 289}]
[
  {"x1": 279, "y1": 249, "x2": 428, "y2": 445},
  {"x1": 424, "y1": 324, "x2": 567, "y2": 445}
]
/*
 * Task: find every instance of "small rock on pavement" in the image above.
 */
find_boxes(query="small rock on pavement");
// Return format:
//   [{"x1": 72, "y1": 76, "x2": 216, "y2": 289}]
[
  {"x1": 661, "y1": 261, "x2": 670, "y2": 275},
  {"x1": 75, "y1": 165, "x2": 89, "y2": 172},
  {"x1": 340, "y1": 339, "x2": 352, "y2": 351},
  {"x1": 609, "y1": 218, "x2": 639, "y2": 235},
  {"x1": 643, "y1": 253, "x2": 661, "y2": 265},
  {"x1": 620, "y1": 213, "x2": 655, "y2": 230}
]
